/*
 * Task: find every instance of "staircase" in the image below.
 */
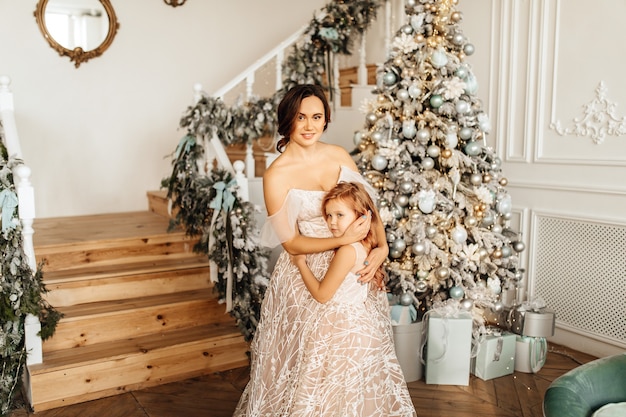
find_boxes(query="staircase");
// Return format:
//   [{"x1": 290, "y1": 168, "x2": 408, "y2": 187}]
[{"x1": 26, "y1": 196, "x2": 249, "y2": 412}]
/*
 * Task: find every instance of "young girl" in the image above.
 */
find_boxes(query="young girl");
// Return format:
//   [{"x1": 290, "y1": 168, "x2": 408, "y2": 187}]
[{"x1": 290, "y1": 182, "x2": 417, "y2": 416}]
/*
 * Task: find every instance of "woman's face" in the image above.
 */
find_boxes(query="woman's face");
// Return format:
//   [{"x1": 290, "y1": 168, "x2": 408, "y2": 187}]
[
  {"x1": 324, "y1": 198, "x2": 358, "y2": 238},
  {"x1": 289, "y1": 96, "x2": 326, "y2": 147}
]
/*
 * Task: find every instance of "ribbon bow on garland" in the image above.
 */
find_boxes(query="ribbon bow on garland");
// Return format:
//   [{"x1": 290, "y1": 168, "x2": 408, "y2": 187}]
[
  {"x1": 0, "y1": 189, "x2": 18, "y2": 231},
  {"x1": 208, "y1": 179, "x2": 238, "y2": 312}
]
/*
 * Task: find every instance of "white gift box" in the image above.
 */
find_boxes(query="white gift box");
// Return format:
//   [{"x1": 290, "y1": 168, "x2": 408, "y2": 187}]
[
  {"x1": 514, "y1": 335, "x2": 547, "y2": 373},
  {"x1": 471, "y1": 331, "x2": 516, "y2": 380},
  {"x1": 392, "y1": 321, "x2": 423, "y2": 382},
  {"x1": 424, "y1": 311, "x2": 473, "y2": 386}
]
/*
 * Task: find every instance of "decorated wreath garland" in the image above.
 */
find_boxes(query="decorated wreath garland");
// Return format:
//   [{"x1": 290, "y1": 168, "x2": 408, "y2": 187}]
[
  {"x1": 162, "y1": 0, "x2": 382, "y2": 341},
  {"x1": 0, "y1": 134, "x2": 61, "y2": 416}
]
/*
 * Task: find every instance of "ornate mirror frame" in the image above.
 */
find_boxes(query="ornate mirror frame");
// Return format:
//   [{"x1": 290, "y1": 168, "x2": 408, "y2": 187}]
[{"x1": 34, "y1": 0, "x2": 120, "y2": 68}]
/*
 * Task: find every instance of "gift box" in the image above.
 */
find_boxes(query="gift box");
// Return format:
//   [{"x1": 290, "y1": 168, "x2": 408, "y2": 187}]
[
  {"x1": 471, "y1": 330, "x2": 516, "y2": 380},
  {"x1": 424, "y1": 311, "x2": 473, "y2": 386},
  {"x1": 514, "y1": 335, "x2": 547, "y2": 373},
  {"x1": 508, "y1": 306, "x2": 555, "y2": 337},
  {"x1": 392, "y1": 321, "x2": 423, "y2": 382}
]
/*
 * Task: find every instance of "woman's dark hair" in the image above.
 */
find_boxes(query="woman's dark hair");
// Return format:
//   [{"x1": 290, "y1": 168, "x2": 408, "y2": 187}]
[{"x1": 275, "y1": 84, "x2": 331, "y2": 153}]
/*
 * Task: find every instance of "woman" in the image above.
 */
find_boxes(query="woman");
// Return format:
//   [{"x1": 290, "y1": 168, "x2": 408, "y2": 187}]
[
  {"x1": 233, "y1": 84, "x2": 391, "y2": 416},
  {"x1": 291, "y1": 182, "x2": 416, "y2": 415}
]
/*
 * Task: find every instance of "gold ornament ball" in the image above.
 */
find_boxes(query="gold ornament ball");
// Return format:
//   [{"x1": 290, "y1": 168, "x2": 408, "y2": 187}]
[
  {"x1": 473, "y1": 204, "x2": 481, "y2": 212},
  {"x1": 451, "y1": 11, "x2": 462, "y2": 22},
  {"x1": 483, "y1": 174, "x2": 492, "y2": 183},
  {"x1": 499, "y1": 178, "x2": 509, "y2": 186},
  {"x1": 492, "y1": 248, "x2": 503, "y2": 259},
  {"x1": 442, "y1": 149, "x2": 453, "y2": 158}
]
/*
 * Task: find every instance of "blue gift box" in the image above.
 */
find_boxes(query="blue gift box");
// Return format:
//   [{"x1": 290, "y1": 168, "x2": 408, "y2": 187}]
[
  {"x1": 471, "y1": 331, "x2": 516, "y2": 380},
  {"x1": 424, "y1": 311, "x2": 473, "y2": 386}
]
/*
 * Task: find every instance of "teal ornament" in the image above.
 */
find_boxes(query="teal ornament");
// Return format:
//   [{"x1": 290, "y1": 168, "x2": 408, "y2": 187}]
[
  {"x1": 464, "y1": 141, "x2": 482, "y2": 156},
  {"x1": 449, "y1": 286, "x2": 464, "y2": 300},
  {"x1": 371, "y1": 131, "x2": 384, "y2": 142},
  {"x1": 459, "y1": 127, "x2": 473, "y2": 140},
  {"x1": 463, "y1": 43, "x2": 475, "y2": 56},
  {"x1": 383, "y1": 72, "x2": 397, "y2": 85},
  {"x1": 501, "y1": 246, "x2": 512, "y2": 258},
  {"x1": 497, "y1": 195, "x2": 512, "y2": 214},
  {"x1": 353, "y1": 131, "x2": 363, "y2": 146},
  {"x1": 429, "y1": 94, "x2": 443, "y2": 108},
  {"x1": 455, "y1": 66, "x2": 468, "y2": 79},
  {"x1": 464, "y1": 73, "x2": 478, "y2": 94},
  {"x1": 430, "y1": 48, "x2": 448, "y2": 68}
]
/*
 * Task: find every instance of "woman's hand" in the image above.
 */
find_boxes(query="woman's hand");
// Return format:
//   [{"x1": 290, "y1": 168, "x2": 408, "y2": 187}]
[
  {"x1": 342, "y1": 211, "x2": 371, "y2": 244},
  {"x1": 356, "y1": 246, "x2": 387, "y2": 288}
]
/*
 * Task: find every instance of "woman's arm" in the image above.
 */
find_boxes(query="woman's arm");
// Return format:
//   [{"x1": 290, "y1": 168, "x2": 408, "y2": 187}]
[
  {"x1": 356, "y1": 218, "x2": 389, "y2": 286},
  {"x1": 263, "y1": 163, "x2": 371, "y2": 255},
  {"x1": 291, "y1": 245, "x2": 356, "y2": 303}
]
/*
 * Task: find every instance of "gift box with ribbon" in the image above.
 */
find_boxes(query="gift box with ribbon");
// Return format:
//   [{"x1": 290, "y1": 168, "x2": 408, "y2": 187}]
[
  {"x1": 390, "y1": 304, "x2": 418, "y2": 326},
  {"x1": 421, "y1": 302, "x2": 473, "y2": 386},
  {"x1": 507, "y1": 297, "x2": 555, "y2": 337},
  {"x1": 471, "y1": 328, "x2": 516, "y2": 380},
  {"x1": 514, "y1": 335, "x2": 547, "y2": 373}
]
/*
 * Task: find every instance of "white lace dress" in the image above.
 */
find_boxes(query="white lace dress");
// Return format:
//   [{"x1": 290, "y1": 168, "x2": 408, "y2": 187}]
[{"x1": 233, "y1": 168, "x2": 416, "y2": 417}]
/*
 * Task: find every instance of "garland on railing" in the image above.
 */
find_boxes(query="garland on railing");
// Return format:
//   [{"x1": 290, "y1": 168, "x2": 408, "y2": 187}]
[
  {"x1": 0, "y1": 138, "x2": 61, "y2": 416},
  {"x1": 162, "y1": 0, "x2": 382, "y2": 341}
]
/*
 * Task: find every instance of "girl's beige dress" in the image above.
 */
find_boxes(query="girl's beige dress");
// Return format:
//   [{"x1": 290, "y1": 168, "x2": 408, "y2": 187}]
[{"x1": 233, "y1": 167, "x2": 416, "y2": 417}]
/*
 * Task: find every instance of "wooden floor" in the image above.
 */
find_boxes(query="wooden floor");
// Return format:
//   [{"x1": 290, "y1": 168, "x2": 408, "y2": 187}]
[{"x1": 10, "y1": 342, "x2": 596, "y2": 417}]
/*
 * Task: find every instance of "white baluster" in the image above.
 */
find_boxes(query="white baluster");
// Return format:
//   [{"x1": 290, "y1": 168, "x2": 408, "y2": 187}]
[
  {"x1": 245, "y1": 143, "x2": 255, "y2": 179},
  {"x1": 0, "y1": 76, "x2": 23, "y2": 159},
  {"x1": 233, "y1": 160, "x2": 249, "y2": 202},
  {"x1": 358, "y1": 35, "x2": 368, "y2": 85},
  {"x1": 246, "y1": 74, "x2": 255, "y2": 100},
  {"x1": 276, "y1": 49, "x2": 284, "y2": 91}
]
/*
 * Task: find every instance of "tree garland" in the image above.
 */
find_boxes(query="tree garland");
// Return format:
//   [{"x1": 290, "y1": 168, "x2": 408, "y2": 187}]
[
  {"x1": 0, "y1": 136, "x2": 61, "y2": 416},
  {"x1": 162, "y1": 0, "x2": 383, "y2": 341}
]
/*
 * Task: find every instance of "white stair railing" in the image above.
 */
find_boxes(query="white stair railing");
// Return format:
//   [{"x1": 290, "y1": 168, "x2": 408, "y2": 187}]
[{"x1": 0, "y1": 75, "x2": 42, "y2": 366}]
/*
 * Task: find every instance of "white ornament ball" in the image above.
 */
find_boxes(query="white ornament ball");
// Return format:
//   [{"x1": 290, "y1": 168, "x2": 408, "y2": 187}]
[
  {"x1": 451, "y1": 225, "x2": 468, "y2": 244},
  {"x1": 456, "y1": 100, "x2": 470, "y2": 114},
  {"x1": 408, "y1": 84, "x2": 422, "y2": 98},
  {"x1": 371, "y1": 154, "x2": 388, "y2": 171},
  {"x1": 460, "y1": 298, "x2": 474, "y2": 311},
  {"x1": 421, "y1": 157, "x2": 435, "y2": 170}
]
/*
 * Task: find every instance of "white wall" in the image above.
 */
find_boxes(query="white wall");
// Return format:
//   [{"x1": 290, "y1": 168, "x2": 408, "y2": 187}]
[
  {"x1": 0, "y1": 0, "x2": 326, "y2": 218},
  {"x1": 459, "y1": 0, "x2": 626, "y2": 358}
]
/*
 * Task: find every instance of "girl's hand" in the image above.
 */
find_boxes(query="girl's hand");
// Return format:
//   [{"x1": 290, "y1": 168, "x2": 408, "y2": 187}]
[
  {"x1": 290, "y1": 253, "x2": 307, "y2": 268},
  {"x1": 342, "y1": 211, "x2": 371, "y2": 244},
  {"x1": 356, "y1": 246, "x2": 387, "y2": 288}
]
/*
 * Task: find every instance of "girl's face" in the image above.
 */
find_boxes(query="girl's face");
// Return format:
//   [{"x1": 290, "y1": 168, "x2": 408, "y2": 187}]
[
  {"x1": 325, "y1": 198, "x2": 358, "y2": 238},
  {"x1": 289, "y1": 96, "x2": 326, "y2": 147}
]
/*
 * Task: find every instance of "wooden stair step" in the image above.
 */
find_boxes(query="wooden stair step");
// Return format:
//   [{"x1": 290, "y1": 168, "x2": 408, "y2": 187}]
[
  {"x1": 29, "y1": 324, "x2": 249, "y2": 412},
  {"x1": 43, "y1": 257, "x2": 211, "y2": 307},
  {"x1": 34, "y1": 211, "x2": 198, "y2": 272},
  {"x1": 44, "y1": 290, "x2": 232, "y2": 352}
]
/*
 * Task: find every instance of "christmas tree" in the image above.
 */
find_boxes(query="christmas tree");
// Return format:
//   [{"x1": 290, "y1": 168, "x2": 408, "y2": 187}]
[{"x1": 353, "y1": 0, "x2": 525, "y2": 321}]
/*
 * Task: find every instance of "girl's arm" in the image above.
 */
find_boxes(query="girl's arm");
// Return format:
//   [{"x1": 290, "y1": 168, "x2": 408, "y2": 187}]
[{"x1": 292, "y1": 245, "x2": 356, "y2": 304}]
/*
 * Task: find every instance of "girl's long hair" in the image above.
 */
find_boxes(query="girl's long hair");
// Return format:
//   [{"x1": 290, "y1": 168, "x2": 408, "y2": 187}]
[{"x1": 322, "y1": 182, "x2": 386, "y2": 288}]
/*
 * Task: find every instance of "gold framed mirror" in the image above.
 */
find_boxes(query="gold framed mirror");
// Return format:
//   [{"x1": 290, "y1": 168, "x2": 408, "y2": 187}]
[{"x1": 34, "y1": 0, "x2": 120, "y2": 68}]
